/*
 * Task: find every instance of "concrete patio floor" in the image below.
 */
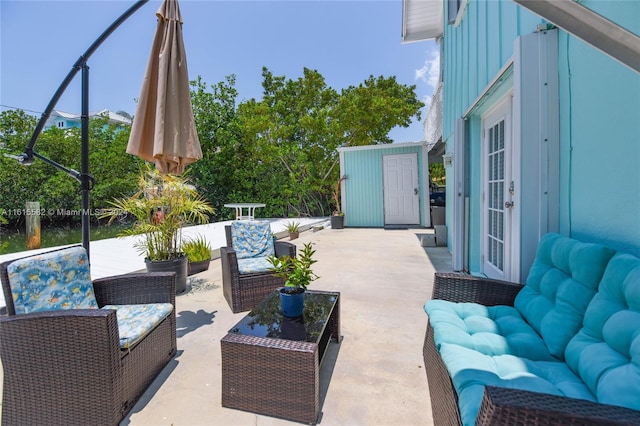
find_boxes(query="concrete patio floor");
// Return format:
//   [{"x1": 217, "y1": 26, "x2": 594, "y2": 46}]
[{"x1": 121, "y1": 226, "x2": 453, "y2": 425}]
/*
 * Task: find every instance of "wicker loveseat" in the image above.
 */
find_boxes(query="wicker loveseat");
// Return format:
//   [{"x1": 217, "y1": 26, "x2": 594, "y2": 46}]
[
  {"x1": 220, "y1": 221, "x2": 296, "y2": 313},
  {"x1": 423, "y1": 233, "x2": 640, "y2": 425},
  {"x1": 0, "y1": 246, "x2": 177, "y2": 425}
]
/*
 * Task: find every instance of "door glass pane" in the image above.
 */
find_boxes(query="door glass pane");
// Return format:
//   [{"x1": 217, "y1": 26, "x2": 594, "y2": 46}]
[{"x1": 487, "y1": 119, "x2": 505, "y2": 273}]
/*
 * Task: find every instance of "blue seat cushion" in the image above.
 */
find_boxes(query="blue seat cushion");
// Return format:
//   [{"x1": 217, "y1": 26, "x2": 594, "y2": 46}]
[
  {"x1": 425, "y1": 299, "x2": 556, "y2": 361},
  {"x1": 439, "y1": 343, "x2": 596, "y2": 426},
  {"x1": 102, "y1": 303, "x2": 173, "y2": 349},
  {"x1": 7, "y1": 246, "x2": 98, "y2": 314},
  {"x1": 565, "y1": 252, "x2": 640, "y2": 412},
  {"x1": 514, "y1": 233, "x2": 615, "y2": 359},
  {"x1": 231, "y1": 220, "x2": 275, "y2": 260},
  {"x1": 237, "y1": 256, "x2": 273, "y2": 274}
]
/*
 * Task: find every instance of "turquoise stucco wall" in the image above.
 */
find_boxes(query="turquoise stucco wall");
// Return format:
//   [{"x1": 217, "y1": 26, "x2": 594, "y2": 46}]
[
  {"x1": 556, "y1": 1, "x2": 640, "y2": 255},
  {"x1": 341, "y1": 144, "x2": 426, "y2": 227},
  {"x1": 443, "y1": 0, "x2": 640, "y2": 273}
]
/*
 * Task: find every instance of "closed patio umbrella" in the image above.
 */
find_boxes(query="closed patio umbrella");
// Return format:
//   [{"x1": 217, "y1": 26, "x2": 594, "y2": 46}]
[{"x1": 127, "y1": 0, "x2": 201, "y2": 175}]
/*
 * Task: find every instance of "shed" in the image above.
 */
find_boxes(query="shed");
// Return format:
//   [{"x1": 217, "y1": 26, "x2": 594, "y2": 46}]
[{"x1": 338, "y1": 142, "x2": 431, "y2": 228}]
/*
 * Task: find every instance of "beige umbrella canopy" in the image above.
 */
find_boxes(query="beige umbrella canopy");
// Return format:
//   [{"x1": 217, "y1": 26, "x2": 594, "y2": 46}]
[{"x1": 127, "y1": 0, "x2": 201, "y2": 175}]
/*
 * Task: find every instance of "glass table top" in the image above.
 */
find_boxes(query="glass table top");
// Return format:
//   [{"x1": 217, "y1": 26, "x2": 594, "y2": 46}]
[{"x1": 228, "y1": 291, "x2": 338, "y2": 343}]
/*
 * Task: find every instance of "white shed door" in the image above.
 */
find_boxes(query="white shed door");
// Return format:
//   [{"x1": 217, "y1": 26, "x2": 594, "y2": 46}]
[{"x1": 383, "y1": 153, "x2": 420, "y2": 225}]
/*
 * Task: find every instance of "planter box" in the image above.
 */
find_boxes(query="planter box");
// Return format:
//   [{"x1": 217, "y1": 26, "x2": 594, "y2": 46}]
[
  {"x1": 188, "y1": 259, "x2": 211, "y2": 276},
  {"x1": 146, "y1": 255, "x2": 188, "y2": 294},
  {"x1": 330, "y1": 215, "x2": 344, "y2": 229}
]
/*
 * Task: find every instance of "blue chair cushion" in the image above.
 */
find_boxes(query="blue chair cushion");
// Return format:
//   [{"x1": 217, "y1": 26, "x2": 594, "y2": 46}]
[
  {"x1": 231, "y1": 220, "x2": 275, "y2": 260},
  {"x1": 7, "y1": 246, "x2": 98, "y2": 314},
  {"x1": 425, "y1": 299, "x2": 556, "y2": 361},
  {"x1": 439, "y1": 343, "x2": 596, "y2": 426},
  {"x1": 564, "y1": 252, "x2": 640, "y2": 411},
  {"x1": 237, "y1": 256, "x2": 273, "y2": 274},
  {"x1": 102, "y1": 303, "x2": 173, "y2": 349},
  {"x1": 514, "y1": 233, "x2": 615, "y2": 359}
]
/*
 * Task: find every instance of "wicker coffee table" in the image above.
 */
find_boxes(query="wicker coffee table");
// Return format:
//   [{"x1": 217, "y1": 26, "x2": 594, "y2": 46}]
[{"x1": 221, "y1": 290, "x2": 341, "y2": 424}]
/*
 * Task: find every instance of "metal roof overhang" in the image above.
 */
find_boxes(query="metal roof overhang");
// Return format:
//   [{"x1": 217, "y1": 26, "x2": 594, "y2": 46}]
[
  {"x1": 402, "y1": 0, "x2": 443, "y2": 43},
  {"x1": 514, "y1": 0, "x2": 640, "y2": 73}
]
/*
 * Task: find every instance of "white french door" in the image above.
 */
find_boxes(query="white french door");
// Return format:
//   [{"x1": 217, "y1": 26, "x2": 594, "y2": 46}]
[{"x1": 481, "y1": 97, "x2": 514, "y2": 280}]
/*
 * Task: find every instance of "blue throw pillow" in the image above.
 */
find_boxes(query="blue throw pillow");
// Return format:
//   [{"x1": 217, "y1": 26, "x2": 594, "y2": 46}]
[{"x1": 7, "y1": 246, "x2": 98, "y2": 314}]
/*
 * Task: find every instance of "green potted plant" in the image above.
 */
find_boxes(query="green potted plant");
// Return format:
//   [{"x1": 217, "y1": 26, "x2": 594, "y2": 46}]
[
  {"x1": 102, "y1": 164, "x2": 214, "y2": 294},
  {"x1": 285, "y1": 220, "x2": 301, "y2": 240},
  {"x1": 331, "y1": 175, "x2": 347, "y2": 229},
  {"x1": 182, "y1": 234, "x2": 212, "y2": 276},
  {"x1": 268, "y1": 242, "x2": 319, "y2": 317}
]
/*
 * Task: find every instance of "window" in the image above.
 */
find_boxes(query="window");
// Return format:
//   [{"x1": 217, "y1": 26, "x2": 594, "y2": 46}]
[
  {"x1": 447, "y1": 0, "x2": 460, "y2": 24},
  {"x1": 448, "y1": 0, "x2": 468, "y2": 26},
  {"x1": 57, "y1": 121, "x2": 65, "y2": 128}
]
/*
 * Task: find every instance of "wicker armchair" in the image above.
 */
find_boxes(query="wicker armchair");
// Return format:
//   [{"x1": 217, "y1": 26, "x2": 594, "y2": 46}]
[
  {"x1": 424, "y1": 272, "x2": 640, "y2": 426},
  {"x1": 220, "y1": 222, "x2": 296, "y2": 313},
  {"x1": 0, "y1": 246, "x2": 177, "y2": 425}
]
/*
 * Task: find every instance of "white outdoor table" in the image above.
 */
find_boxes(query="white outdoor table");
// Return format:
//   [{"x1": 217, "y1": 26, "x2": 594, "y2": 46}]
[{"x1": 224, "y1": 203, "x2": 266, "y2": 220}]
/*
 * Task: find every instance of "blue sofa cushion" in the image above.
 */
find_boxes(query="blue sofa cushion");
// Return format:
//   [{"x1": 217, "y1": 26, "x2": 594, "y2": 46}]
[
  {"x1": 565, "y1": 252, "x2": 640, "y2": 412},
  {"x1": 439, "y1": 343, "x2": 596, "y2": 426},
  {"x1": 102, "y1": 303, "x2": 173, "y2": 349},
  {"x1": 7, "y1": 246, "x2": 98, "y2": 314},
  {"x1": 514, "y1": 233, "x2": 615, "y2": 359},
  {"x1": 231, "y1": 220, "x2": 275, "y2": 260},
  {"x1": 237, "y1": 256, "x2": 273, "y2": 274},
  {"x1": 425, "y1": 300, "x2": 556, "y2": 361}
]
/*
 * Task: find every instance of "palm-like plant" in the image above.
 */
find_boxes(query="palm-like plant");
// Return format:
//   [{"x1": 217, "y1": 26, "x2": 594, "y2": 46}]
[{"x1": 103, "y1": 165, "x2": 214, "y2": 261}]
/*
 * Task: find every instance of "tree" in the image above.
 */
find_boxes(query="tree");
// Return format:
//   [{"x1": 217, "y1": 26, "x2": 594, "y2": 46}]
[
  {"x1": 429, "y1": 162, "x2": 445, "y2": 187},
  {"x1": 0, "y1": 110, "x2": 142, "y2": 227},
  {"x1": 234, "y1": 67, "x2": 424, "y2": 216},
  {"x1": 188, "y1": 75, "x2": 244, "y2": 220}
]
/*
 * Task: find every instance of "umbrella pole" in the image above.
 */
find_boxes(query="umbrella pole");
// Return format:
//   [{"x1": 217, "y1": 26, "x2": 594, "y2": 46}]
[
  {"x1": 81, "y1": 65, "x2": 91, "y2": 258},
  {"x1": 4, "y1": 0, "x2": 149, "y2": 261}
]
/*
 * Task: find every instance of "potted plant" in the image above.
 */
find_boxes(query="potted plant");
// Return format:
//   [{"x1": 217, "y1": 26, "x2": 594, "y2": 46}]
[
  {"x1": 183, "y1": 234, "x2": 212, "y2": 276},
  {"x1": 268, "y1": 242, "x2": 319, "y2": 317},
  {"x1": 285, "y1": 220, "x2": 301, "y2": 240},
  {"x1": 331, "y1": 175, "x2": 347, "y2": 229},
  {"x1": 102, "y1": 164, "x2": 214, "y2": 294}
]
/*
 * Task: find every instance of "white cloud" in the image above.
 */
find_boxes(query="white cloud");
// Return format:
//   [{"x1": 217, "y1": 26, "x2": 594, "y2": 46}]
[
  {"x1": 414, "y1": 47, "x2": 440, "y2": 112},
  {"x1": 415, "y1": 48, "x2": 440, "y2": 90}
]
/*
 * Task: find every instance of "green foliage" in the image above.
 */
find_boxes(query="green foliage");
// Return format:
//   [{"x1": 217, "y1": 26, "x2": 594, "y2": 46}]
[
  {"x1": 285, "y1": 220, "x2": 300, "y2": 232},
  {"x1": 101, "y1": 165, "x2": 214, "y2": 261},
  {"x1": 0, "y1": 110, "x2": 142, "y2": 227},
  {"x1": 182, "y1": 234, "x2": 212, "y2": 262},
  {"x1": 429, "y1": 162, "x2": 446, "y2": 186},
  {"x1": 188, "y1": 75, "x2": 244, "y2": 220},
  {"x1": 268, "y1": 242, "x2": 318, "y2": 291},
  {"x1": 0, "y1": 213, "x2": 7, "y2": 251}
]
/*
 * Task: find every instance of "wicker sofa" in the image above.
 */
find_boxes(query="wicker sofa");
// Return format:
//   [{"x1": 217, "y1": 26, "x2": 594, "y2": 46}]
[
  {"x1": 0, "y1": 246, "x2": 177, "y2": 425},
  {"x1": 423, "y1": 233, "x2": 640, "y2": 425},
  {"x1": 220, "y1": 221, "x2": 296, "y2": 313}
]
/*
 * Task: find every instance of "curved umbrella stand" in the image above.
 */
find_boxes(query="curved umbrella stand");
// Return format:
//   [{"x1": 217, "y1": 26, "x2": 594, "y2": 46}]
[{"x1": 6, "y1": 0, "x2": 150, "y2": 259}]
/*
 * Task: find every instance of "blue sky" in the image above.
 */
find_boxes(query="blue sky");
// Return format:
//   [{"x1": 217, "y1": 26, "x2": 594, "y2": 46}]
[{"x1": 1, "y1": 0, "x2": 439, "y2": 143}]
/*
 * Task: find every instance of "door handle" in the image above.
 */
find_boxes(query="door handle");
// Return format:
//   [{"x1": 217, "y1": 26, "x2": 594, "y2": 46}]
[
  {"x1": 505, "y1": 201, "x2": 514, "y2": 208},
  {"x1": 414, "y1": 188, "x2": 418, "y2": 195}
]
